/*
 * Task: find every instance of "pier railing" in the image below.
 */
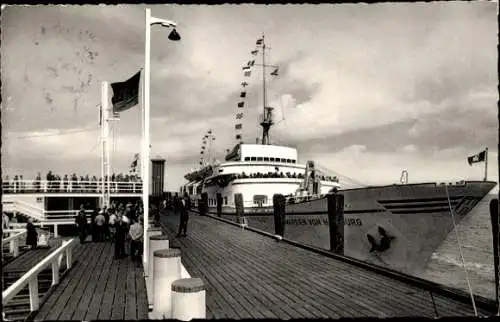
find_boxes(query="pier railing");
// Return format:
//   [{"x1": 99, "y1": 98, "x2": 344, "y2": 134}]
[
  {"x1": 2, "y1": 180, "x2": 143, "y2": 194},
  {"x1": 2, "y1": 238, "x2": 77, "y2": 312},
  {"x1": 2, "y1": 230, "x2": 27, "y2": 258}
]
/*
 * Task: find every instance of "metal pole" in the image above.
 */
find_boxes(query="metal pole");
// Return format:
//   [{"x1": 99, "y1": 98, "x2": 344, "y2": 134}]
[
  {"x1": 143, "y1": 7, "x2": 151, "y2": 272},
  {"x1": 101, "y1": 82, "x2": 109, "y2": 207},
  {"x1": 485, "y1": 147, "x2": 488, "y2": 181}
]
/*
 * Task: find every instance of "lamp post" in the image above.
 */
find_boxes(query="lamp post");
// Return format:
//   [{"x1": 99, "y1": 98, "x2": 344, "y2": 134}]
[{"x1": 143, "y1": 7, "x2": 180, "y2": 273}]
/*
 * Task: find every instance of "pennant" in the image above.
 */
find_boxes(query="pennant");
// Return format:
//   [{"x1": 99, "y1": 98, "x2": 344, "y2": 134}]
[
  {"x1": 241, "y1": 81, "x2": 248, "y2": 87},
  {"x1": 237, "y1": 102, "x2": 244, "y2": 108},
  {"x1": 200, "y1": 151, "x2": 204, "y2": 155},
  {"x1": 271, "y1": 68, "x2": 279, "y2": 76},
  {"x1": 212, "y1": 137, "x2": 216, "y2": 141},
  {"x1": 242, "y1": 66, "x2": 250, "y2": 70},
  {"x1": 468, "y1": 149, "x2": 487, "y2": 166},
  {"x1": 256, "y1": 38, "x2": 263, "y2": 45},
  {"x1": 208, "y1": 129, "x2": 212, "y2": 134},
  {"x1": 248, "y1": 60, "x2": 255, "y2": 66},
  {"x1": 235, "y1": 124, "x2": 242, "y2": 130},
  {"x1": 236, "y1": 113, "x2": 243, "y2": 119},
  {"x1": 251, "y1": 50, "x2": 258, "y2": 55},
  {"x1": 199, "y1": 161, "x2": 203, "y2": 165},
  {"x1": 202, "y1": 146, "x2": 205, "y2": 150},
  {"x1": 244, "y1": 71, "x2": 251, "y2": 77},
  {"x1": 130, "y1": 159, "x2": 137, "y2": 168},
  {"x1": 236, "y1": 134, "x2": 242, "y2": 140},
  {"x1": 111, "y1": 70, "x2": 141, "y2": 113},
  {"x1": 240, "y1": 92, "x2": 246, "y2": 98}
]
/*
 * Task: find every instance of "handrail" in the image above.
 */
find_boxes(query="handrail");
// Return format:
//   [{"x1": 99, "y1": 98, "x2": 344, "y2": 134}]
[
  {"x1": 2, "y1": 238, "x2": 77, "y2": 311},
  {"x1": 2, "y1": 230, "x2": 27, "y2": 258},
  {"x1": 2, "y1": 179, "x2": 143, "y2": 194}
]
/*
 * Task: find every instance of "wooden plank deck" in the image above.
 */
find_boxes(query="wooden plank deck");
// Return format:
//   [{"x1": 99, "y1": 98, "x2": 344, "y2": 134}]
[
  {"x1": 161, "y1": 212, "x2": 495, "y2": 318},
  {"x1": 3, "y1": 238, "x2": 63, "y2": 274},
  {"x1": 32, "y1": 241, "x2": 148, "y2": 321}
]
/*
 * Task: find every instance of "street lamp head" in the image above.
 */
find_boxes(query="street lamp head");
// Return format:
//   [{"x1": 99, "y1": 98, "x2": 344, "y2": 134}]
[{"x1": 168, "y1": 28, "x2": 181, "y2": 41}]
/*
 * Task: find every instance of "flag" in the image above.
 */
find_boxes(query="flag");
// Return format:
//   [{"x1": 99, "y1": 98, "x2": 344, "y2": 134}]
[
  {"x1": 256, "y1": 38, "x2": 263, "y2": 45},
  {"x1": 202, "y1": 146, "x2": 205, "y2": 150},
  {"x1": 110, "y1": 70, "x2": 141, "y2": 113},
  {"x1": 237, "y1": 102, "x2": 244, "y2": 108},
  {"x1": 244, "y1": 71, "x2": 251, "y2": 77},
  {"x1": 241, "y1": 81, "x2": 248, "y2": 87},
  {"x1": 270, "y1": 68, "x2": 279, "y2": 76},
  {"x1": 235, "y1": 124, "x2": 242, "y2": 130},
  {"x1": 468, "y1": 149, "x2": 487, "y2": 166},
  {"x1": 240, "y1": 92, "x2": 246, "y2": 98},
  {"x1": 200, "y1": 151, "x2": 204, "y2": 154},
  {"x1": 242, "y1": 66, "x2": 250, "y2": 70},
  {"x1": 248, "y1": 60, "x2": 255, "y2": 66},
  {"x1": 236, "y1": 134, "x2": 242, "y2": 140},
  {"x1": 251, "y1": 50, "x2": 258, "y2": 55},
  {"x1": 130, "y1": 159, "x2": 137, "y2": 168},
  {"x1": 208, "y1": 129, "x2": 212, "y2": 134},
  {"x1": 236, "y1": 113, "x2": 243, "y2": 119}
]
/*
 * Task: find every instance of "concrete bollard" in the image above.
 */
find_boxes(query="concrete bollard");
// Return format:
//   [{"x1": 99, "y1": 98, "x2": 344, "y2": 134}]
[
  {"x1": 171, "y1": 278, "x2": 206, "y2": 321},
  {"x1": 147, "y1": 235, "x2": 170, "y2": 308},
  {"x1": 151, "y1": 248, "x2": 182, "y2": 319}
]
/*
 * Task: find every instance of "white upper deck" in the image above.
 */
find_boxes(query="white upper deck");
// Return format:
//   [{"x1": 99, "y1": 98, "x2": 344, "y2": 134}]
[{"x1": 226, "y1": 143, "x2": 298, "y2": 164}]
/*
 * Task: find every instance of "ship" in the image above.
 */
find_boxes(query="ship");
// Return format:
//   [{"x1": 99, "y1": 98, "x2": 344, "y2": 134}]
[{"x1": 180, "y1": 35, "x2": 496, "y2": 275}]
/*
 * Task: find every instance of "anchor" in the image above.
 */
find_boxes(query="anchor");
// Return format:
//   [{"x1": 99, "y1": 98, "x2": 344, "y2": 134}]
[{"x1": 367, "y1": 226, "x2": 395, "y2": 253}]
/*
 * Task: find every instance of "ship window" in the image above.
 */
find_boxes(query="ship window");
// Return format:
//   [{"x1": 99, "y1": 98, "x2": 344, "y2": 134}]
[
  {"x1": 257, "y1": 157, "x2": 263, "y2": 161},
  {"x1": 253, "y1": 195, "x2": 267, "y2": 207},
  {"x1": 286, "y1": 159, "x2": 291, "y2": 163},
  {"x1": 270, "y1": 157, "x2": 275, "y2": 161},
  {"x1": 224, "y1": 196, "x2": 228, "y2": 205},
  {"x1": 263, "y1": 157, "x2": 270, "y2": 161},
  {"x1": 292, "y1": 160, "x2": 296, "y2": 164},
  {"x1": 245, "y1": 157, "x2": 250, "y2": 161},
  {"x1": 280, "y1": 158, "x2": 286, "y2": 162},
  {"x1": 251, "y1": 157, "x2": 256, "y2": 161}
]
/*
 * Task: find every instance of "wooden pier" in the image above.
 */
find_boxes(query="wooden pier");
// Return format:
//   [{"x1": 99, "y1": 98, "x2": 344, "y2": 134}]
[{"x1": 7, "y1": 211, "x2": 496, "y2": 320}]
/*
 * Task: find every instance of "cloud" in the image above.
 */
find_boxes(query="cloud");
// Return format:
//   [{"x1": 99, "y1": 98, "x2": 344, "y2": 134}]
[{"x1": 1, "y1": 3, "x2": 498, "y2": 191}]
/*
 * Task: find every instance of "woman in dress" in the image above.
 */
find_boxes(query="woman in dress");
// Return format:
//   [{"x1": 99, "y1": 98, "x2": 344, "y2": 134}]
[{"x1": 26, "y1": 218, "x2": 38, "y2": 250}]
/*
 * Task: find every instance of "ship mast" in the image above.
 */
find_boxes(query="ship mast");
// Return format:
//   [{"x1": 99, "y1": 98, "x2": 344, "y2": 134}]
[{"x1": 259, "y1": 35, "x2": 274, "y2": 145}]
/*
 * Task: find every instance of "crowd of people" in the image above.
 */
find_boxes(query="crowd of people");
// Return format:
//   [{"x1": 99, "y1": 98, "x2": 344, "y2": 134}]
[
  {"x1": 232, "y1": 171, "x2": 339, "y2": 182},
  {"x1": 74, "y1": 199, "x2": 161, "y2": 264},
  {"x1": 2, "y1": 172, "x2": 143, "y2": 194}
]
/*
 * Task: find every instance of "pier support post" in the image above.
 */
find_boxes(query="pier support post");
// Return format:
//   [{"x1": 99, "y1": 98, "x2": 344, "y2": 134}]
[
  {"x1": 151, "y1": 248, "x2": 181, "y2": 319},
  {"x1": 273, "y1": 194, "x2": 286, "y2": 238},
  {"x1": 147, "y1": 235, "x2": 170, "y2": 307},
  {"x1": 200, "y1": 192, "x2": 208, "y2": 216},
  {"x1": 234, "y1": 193, "x2": 245, "y2": 225},
  {"x1": 327, "y1": 193, "x2": 345, "y2": 255},
  {"x1": 171, "y1": 278, "x2": 206, "y2": 321},
  {"x1": 216, "y1": 193, "x2": 222, "y2": 217}
]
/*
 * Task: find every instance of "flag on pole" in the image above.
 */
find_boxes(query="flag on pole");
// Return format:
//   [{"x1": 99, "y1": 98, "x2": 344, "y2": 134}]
[
  {"x1": 237, "y1": 102, "x2": 244, "y2": 108},
  {"x1": 256, "y1": 38, "x2": 263, "y2": 45},
  {"x1": 468, "y1": 149, "x2": 487, "y2": 166},
  {"x1": 242, "y1": 66, "x2": 250, "y2": 70},
  {"x1": 236, "y1": 113, "x2": 243, "y2": 119},
  {"x1": 244, "y1": 71, "x2": 251, "y2": 77},
  {"x1": 270, "y1": 68, "x2": 279, "y2": 76},
  {"x1": 251, "y1": 50, "x2": 258, "y2": 55},
  {"x1": 236, "y1": 134, "x2": 242, "y2": 140},
  {"x1": 235, "y1": 124, "x2": 242, "y2": 130},
  {"x1": 240, "y1": 92, "x2": 246, "y2": 98},
  {"x1": 241, "y1": 81, "x2": 248, "y2": 87},
  {"x1": 110, "y1": 70, "x2": 141, "y2": 113}
]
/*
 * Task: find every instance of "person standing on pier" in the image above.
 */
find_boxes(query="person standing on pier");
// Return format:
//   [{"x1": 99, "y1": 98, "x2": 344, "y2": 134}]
[
  {"x1": 75, "y1": 205, "x2": 88, "y2": 244},
  {"x1": 95, "y1": 210, "x2": 106, "y2": 242},
  {"x1": 129, "y1": 217, "x2": 143, "y2": 266},
  {"x1": 26, "y1": 218, "x2": 38, "y2": 250},
  {"x1": 114, "y1": 215, "x2": 127, "y2": 259},
  {"x1": 176, "y1": 194, "x2": 191, "y2": 238}
]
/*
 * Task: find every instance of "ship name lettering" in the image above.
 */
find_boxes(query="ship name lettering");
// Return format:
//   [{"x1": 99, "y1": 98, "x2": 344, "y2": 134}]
[{"x1": 345, "y1": 218, "x2": 362, "y2": 226}]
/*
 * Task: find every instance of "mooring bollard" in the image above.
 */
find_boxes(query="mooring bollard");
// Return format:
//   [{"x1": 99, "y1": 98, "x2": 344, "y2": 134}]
[
  {"x1": 273, "y1": 194, "x2": 286, "y2": 239},
  {"x1": 147, "y1": 235, "x2": 170, "y2": 308},
  {"x1": 171, "y1": 278, "x2": 206, "y2": 321},
  {"x1": 151, "y1": 248, "x2": 182, "y2": 319},
  {"x1": 327, "y1": 193, "x2": 345, "y2": 255}
]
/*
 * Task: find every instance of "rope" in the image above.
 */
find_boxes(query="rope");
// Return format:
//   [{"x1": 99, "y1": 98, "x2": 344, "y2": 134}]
[
  {"x1": 444, "y1": 184, "x2": 478, "y2": 316},
  {"x1": 6, "y1": 127, "x2": 99, "y2": 139}
]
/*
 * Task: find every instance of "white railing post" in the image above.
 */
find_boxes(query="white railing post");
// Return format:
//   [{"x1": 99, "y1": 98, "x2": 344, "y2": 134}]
[
  {"x1": 10, "y1": 238, "x2": 19, "y2": 257},
  {"x1": 54, "y1": 224, "x2": 59, "y2": 238},
  {"x1": 28, "y1": 276, "x2": 40, "y2": 311},
  {"x1": 51, "y1": 260, "x2": 60, "y2": 286},
  {"x1": 66, "y1": 247, "x2": 72, "y2": 269}
]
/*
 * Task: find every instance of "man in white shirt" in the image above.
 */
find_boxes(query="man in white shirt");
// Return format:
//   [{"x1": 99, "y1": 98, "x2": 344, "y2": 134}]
[{"x1": 128, "y1": 217, "x2": 143, "y2": 265}]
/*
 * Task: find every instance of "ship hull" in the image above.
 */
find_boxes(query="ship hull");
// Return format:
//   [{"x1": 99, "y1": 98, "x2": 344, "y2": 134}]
[{"x1": 207, "y1": 181, "x2": 496, "y2": 275}]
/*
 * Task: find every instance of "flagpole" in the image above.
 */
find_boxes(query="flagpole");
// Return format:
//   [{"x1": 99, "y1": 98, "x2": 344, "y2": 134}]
[
  {"x1": 143, "y1": 7, "x2": 152, "y2": 273},
  {"x1": 100, "y1": 82, "x2": 108, "y2": 207},
  {"x1": 485, "y1": 147, "x2": 488, "y2": 181}
]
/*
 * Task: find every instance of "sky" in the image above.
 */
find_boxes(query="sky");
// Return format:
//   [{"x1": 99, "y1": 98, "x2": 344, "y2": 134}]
[{"x1": 1, "y1": 2, "x2": 498, "y2": 192}]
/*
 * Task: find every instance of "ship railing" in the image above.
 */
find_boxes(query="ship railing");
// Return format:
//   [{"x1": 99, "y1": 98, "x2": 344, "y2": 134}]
[
  {"x1": 2, "y1": 180, "x2": 143, "y2": 194},
  {"x1": 3, "y1": 200, "x2": 46, "y2": 222},
  {"x1": 2, "y1": 238, "x2": 77, "y2": 312}
]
